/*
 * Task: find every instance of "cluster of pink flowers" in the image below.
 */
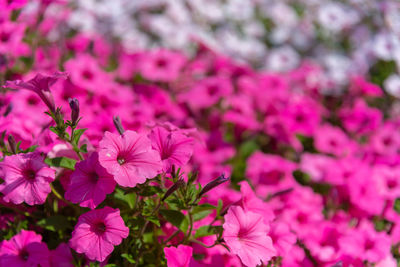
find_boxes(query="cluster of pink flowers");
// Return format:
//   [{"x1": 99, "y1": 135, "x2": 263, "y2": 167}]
[{"x1": 1, "y1": 1, "x2": 400, "y2": 267}]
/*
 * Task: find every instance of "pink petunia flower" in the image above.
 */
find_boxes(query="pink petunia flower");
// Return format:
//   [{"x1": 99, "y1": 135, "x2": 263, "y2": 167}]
[
  {"x1": 239, "y1": 181, "x2": 275, "y2": 223},
  {"x1": 164, "y1": 245, "x2": 193, "y2": 267},
  {"x1": 99, "y1": 130, "x2": 162, "y2": 188},
  {"x1": 69, "y1": 207, "x2": 129, "y2": 262},
  {"x1": 140, "y1": 49, "x2": 186, "y2": 82},
  {"x1": 0, "y1": 230, "x2": 50, "y2": 266},
  {"x1": 149, "y1": 126, "x2": 194, "y2": 172},
  {"x1": 314, "y1": 125, "x2": 353, "y2": 157},
  {"x1": 50, "y1": 243, "x2": 74, "y2": 267},
  {"x1": 223, "y1": 205, "x2": 276, "y2": 267},
  {"x1": 65, "y1": 152, "x2": 116, "y2": 209},
  {"x1": 0, "y1": 152, "x2": 55, "y2": 205},
  {"x1": 4, "y1": 72, "x2": 68, "y2": 113},
  {"x1": 339, "y1": 221, "x2": 391, "y2": 263}
]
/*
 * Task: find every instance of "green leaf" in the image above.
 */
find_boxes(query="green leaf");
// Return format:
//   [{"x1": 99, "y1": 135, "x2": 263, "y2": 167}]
[
  {"x1": 194, "y1": 225, "x2": 219, "y2": 238},
  {"x1": 193, "y1": 210, "x2": 213, "y2": 221},
  {"x1": 142, "y1": 198, "x2": 156, "y2": 216},
  {"x1": 21, "y1": 145, "x2": 38, "y2": 153},
  {"x1": 293, "y1": 169, "x2": 311, "y2": 185},
  {"x1": 80, "y1": 144, "x2": 88, "y2": 153},
  {"x1": 73, "y1": 128, "x2": 87, "y2": 145},
  {"x1": 138, "y1": 186, "x2": 163, "y2": 196},
  {"x1": 159, "y1": 209, "x2": 188, "y2": 232},
  {"x1": 45, "y1": 157, "x2": 76, "y2": 170},
  {"x1": 193, "y1": 253, "x2": 206, "y2": 260},
  {"x1": 146, "y1": 215, "x2": 160, "y2": 227},
  {"x1": 216, "y1": 200, "x2": 223, "y2": 216},
  {"x1": 37, "y1": 216, "x2": 70, "y2": 232},
  {"x1": 193, "y1": 204, "x2": 216, "y2": 212},
  {"x1": 121, "y1": 253, "x2": 136, "y2": 263},
  {"x1": 394, "y1": 198, "x2": 400, "y2": 214},
  {"x1": 192, "y1": 203, "x2": 216, "y2": 221},
  {"x1": 114, "y1": 188, "x2": 136, "y2": 209}
]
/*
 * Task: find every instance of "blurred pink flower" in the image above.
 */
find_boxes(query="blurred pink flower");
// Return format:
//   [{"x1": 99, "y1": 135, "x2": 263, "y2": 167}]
[
  {"x1": 339, "y1": 99, "x2": 382, "y2": 135},
  {"x1": 65, "y1": 152, "x2": 116, "y2": 209},
  {"x1": 339, "y1": 221, "x2": 391, "y2": 263},
  {"x1": 0, "y1": 152, "x2": 55, "y2": 205},
  {"x1": 223, "y1": 205, "x2": 276, "y2": 267},
  {"x1": 50, "y1": 243, "x2": 74, "y2": 267},
  {"x1": 164, "y1": 245, "x2": 193, "y2": 267},
  {"x1": 314, "y1": 125, "x2": 353, "y2": 157},
  {"x1": 0, "y1": 230, "x2": 50, "y2": 266},
  {"x1": 99, "y1": 130, "x2": 162, "y2": 187},
  {"x1": 4, "y1": 72, "x2": 68, "y2": 112},
  {"x1": 140, "y1": 49, "x2": 186, "y2": 82},
  {"x1": 69, "y1": 207, "x2": 129, "y2": 262},
  {"x1": 239, "y1": 181, "x2": 274, "y2": 223},
  {"x1": 149, "y1": 126, "x2": 194, "y2": 172}
]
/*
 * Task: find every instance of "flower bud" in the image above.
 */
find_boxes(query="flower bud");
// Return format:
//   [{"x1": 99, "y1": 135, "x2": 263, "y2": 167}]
[
  {"x1": 68, "y1": 98, "x2": 80, "y2": 126},
  {"x1": 8, "y1": 135, "x2": 17, "y2": 154},
  {"x1": 3, "y1": 103, "x2": 12, "y2": 117},
  {"x1": 0, "y1": 54, "x2": 7, "y2": 69},
  {"x1": 199, "y1": 174, "x2": 229, "y2": 198},
  {"x1": 113, "y1": 116, "x2": 125, "y2": 135},
  {"x1": 162, "y1": 178, "x2": 185, "y2": 201}
]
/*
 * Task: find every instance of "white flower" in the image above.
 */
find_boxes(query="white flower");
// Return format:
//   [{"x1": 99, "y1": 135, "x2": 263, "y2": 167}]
[
  {"x1": 266, "y1": 46, "x2": 299, "y2": 72},
  {"x1": 384, "y1": 74, "x2": 400, "y2": 98},
  {"x1": 373, "y1": 33, "x2": 400, "y2": 61},
  {"x1": 317, "y1": 2, "x2": 358, "y2": 33}
]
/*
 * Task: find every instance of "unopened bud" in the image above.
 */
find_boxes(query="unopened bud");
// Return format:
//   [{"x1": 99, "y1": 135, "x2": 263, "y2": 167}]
[
  {"x1": 8, "y1": 135, "x2": 17, "y2": 154},
  {"x1": 199, "y1": 174, "x2": 230, "y2": 198},
  {"x1": 3, "y1": 103, "x2": 12, "y2": 117},
  {"x1": 68, "y1": 98, "x2": 80, "y2": 126},
  {"x1": 0, "y1": 54, "x2": 7, "y2": 69},
  {"x1": 113, "y1": 116, "x2": 125, "y2": 135},
  {"x1": 162, "y1": 178, "x2": 185, "y2": 201}
]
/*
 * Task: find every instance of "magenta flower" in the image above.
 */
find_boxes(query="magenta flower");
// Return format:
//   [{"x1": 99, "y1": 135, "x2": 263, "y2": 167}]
[
  {"x1": 69, "y1": 207, "x2": 129, "y2": 262},
  {"x1": 149, "y1": 126, "x2": 194, "y2": 172},
  {"x1": 140, "y1": 49, "x2": 186, "y2": 82},
  {"x1": 0, "y1": 230, "x2": 50, "y2": 267},
  {"x1": 223, "y1": 205, "x2": 276, "y2": 267},
  {"x1": 4, "y1": 72, "x2": 68, "y2": 113},
  {"x1": 0, "y1": 152, "x2": 55, "y2": 205},
  {"x1": 50, "y1": 243, "x2": 74, "y2": 267},
  {"x1": 99, "y1": 130, "x2": 162, "y2": 187},
  {"x1": 164, "y1": 245, "x2": 193, "y2": 267},
  {"x1": 65, "y1": 152, "x2": 116, "y2": 209}
]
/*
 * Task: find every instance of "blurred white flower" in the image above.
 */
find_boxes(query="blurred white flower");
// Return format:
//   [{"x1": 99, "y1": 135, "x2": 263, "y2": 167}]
[
  {"x1": 317, "y1": 2, "x2": 359, "y2": 33},
  {"x1": 384, "y1": 74, "x2": 400, "y2": 98},
  {"x1": 266, "y1": 46, "x2": 299, "y2": 72},
  {"x1": 373, "y1": 33, "x2": 400, "y2": 61}
]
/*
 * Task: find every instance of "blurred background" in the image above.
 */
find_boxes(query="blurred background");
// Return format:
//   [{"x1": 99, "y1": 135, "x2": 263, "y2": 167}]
[{"x1": 63, "y1": 0, "x2": 400, "y2": 94}]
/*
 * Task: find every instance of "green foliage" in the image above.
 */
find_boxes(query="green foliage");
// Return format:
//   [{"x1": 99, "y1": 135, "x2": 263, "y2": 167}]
[
  {"x1": 45, "y1": 156, "x2": 77, "y2": 170},
  {"x1": 195, "y1": 225, "x2": 222, "y2": 238},
  {"x1": 159, "y1": 209, "x2": 188, "y2": 232},
  {"x1": 37, "y1": 216, "x2": 71, "y2": 232},
  {"x1": 394, "y1": 198, "x2": 400, "y2": 214},
  {"x1": 114, "y1": 188, "x2": 137, "y2": 209}
]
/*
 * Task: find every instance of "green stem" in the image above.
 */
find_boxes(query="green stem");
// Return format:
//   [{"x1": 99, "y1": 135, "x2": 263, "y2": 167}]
[
  {"x1": 189, "y1": 238, "x2": 220, "y2": 248},
  {"x1": 163, "y1": 229, "x2": 181, "y2": 244},
  {"x1": 184, "y1": 210, "x2": 194, "y2": 243},
  {"x1": 50, "y1": 183, "x2": 64, "y2": 200}
]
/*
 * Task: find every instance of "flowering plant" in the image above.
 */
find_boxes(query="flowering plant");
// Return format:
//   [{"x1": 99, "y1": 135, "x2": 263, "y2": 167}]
[{"x1": 1, "y1": 1, "x2": 400, "y2": 267}]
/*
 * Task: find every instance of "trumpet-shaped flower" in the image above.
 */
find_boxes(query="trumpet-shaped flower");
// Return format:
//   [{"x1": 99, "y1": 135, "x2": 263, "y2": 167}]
[
  {"x1": 65, "y1": 152, "x2": 116, "y2": 209},
  {"x1": 69, "y1": 207, "x2": 129, "y2": 262},
  {"x1": 0, "y1": 152, "x2": 55, "y2": 205},
  {"x1": 223, "y1": 205, "x2": 276, "y2": 267},
  {"x1": 99, "y1": 130, "x2": 162, "y2": 187}
]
